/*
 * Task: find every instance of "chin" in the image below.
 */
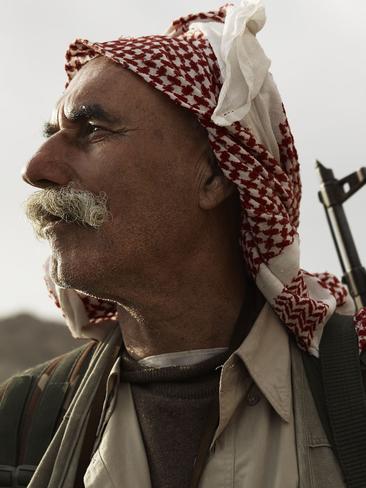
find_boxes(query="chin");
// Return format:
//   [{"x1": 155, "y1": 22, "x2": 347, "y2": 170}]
[
  {"x1": 49, "y1": 252, "x2": 112, "y2": 301},
  {"x1": 49, "y1": 253, "x2": 89, "y2": 291},
  {"x1": 49, "y1": 255, "x2": 75, "y2": 289}
]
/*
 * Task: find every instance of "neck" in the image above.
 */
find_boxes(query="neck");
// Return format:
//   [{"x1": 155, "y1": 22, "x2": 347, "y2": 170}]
[{"x1": 117, "y1": 240, "x2": 253, "y2": 360}]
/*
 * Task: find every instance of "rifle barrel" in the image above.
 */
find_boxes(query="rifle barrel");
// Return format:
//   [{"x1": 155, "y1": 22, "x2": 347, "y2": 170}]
[{"x1": 317, "y1": 161, "x2": 366, "y2": 309}]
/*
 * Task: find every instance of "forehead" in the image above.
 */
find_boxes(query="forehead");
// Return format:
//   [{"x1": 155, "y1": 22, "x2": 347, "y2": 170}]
[
  {"x1": 56, "y1": 57, "x2": 150, "y2": 120},
  {"x1": 54, "y1": 56, "x2": 198, "y2": 131}
]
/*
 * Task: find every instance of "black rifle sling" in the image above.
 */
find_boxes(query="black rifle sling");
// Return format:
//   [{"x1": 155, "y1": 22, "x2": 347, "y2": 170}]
[
  {"x1": 301, "y1": 352, "x2": 334, "y2": 446},
  {"x1": 303, "y1": 313, "x2": 366, "y2": 488}
]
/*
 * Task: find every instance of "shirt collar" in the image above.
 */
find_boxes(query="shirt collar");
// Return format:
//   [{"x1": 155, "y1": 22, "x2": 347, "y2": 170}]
[
  {"x1": 104, "y1": 301, "x2": 292, "y2": 426},
  {"x1": 235, "y1": 302, "x2": 292, "y2": 422}
]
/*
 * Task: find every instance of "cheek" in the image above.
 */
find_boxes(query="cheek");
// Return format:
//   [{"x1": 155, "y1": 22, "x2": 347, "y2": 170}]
[
  {"x1": 104, "y1": 161, "x2": 196, "y2": 220},
  {"x1": 95, "y1": 136, "x2": 200, "y2": 236},
  {"x1": 108, "y1": 182, "x2": 194, "y2": 232},
  {"x1": 104, "y1": 173, "x2": 200, "y2": 258}
]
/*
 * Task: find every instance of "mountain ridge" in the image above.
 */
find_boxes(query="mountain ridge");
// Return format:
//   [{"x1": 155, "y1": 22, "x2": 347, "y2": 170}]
[{"x1": 0, "y1": 313, "x2": 87, "y2": 383}]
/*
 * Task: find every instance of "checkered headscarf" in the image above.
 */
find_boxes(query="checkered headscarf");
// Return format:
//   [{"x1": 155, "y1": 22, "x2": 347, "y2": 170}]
[{"x1": 48, "y1": 0, "x2": 366, "y2": 356}]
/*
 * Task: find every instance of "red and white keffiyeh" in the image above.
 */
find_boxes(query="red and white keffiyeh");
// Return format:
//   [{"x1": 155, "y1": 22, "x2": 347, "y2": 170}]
[{"x1": 47, "y1": 0, "x2": 366, "y2": 355}]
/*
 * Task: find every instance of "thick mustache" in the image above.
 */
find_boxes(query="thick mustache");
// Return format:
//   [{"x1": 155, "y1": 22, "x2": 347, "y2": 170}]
[{"x1": 24, "y1": 185, "x2": 111, "y2": 239}]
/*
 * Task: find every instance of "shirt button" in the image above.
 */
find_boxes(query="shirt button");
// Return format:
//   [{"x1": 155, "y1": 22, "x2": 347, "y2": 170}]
[{"x1": 247, "y1": 389, "x2": 261, "y2": 406}]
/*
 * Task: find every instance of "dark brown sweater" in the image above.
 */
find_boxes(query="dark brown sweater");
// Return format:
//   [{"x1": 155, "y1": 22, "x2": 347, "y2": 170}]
[{"x1": 119, "y1": 349, "x2": 228, "y2": 488}]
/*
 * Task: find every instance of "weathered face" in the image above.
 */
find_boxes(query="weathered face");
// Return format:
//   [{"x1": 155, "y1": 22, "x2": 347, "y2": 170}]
[{"x1": 23, "y1": 56, "x2": 213, "y2": 302}]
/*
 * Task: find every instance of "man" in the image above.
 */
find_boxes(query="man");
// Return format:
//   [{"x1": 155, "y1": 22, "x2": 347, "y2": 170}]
[{"x1": 4, "y1": 1, "x2": 366, "y2": 487}]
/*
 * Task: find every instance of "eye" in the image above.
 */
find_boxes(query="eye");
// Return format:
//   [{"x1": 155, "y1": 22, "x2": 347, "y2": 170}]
[
  {"x1": 86, "y1": 123, "x2": 104, "y2": 134},
  {"x1": 83, "y1": 123, "x2": 110, "y2": 142}
]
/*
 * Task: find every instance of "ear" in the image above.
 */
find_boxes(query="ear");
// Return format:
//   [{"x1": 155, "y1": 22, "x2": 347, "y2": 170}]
[{"x1": 198, "y1": 154, "x2": 236, "y2": 210}]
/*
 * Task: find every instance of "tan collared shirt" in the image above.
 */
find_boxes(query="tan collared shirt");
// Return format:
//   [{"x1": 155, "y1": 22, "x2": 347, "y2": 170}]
[{"x1": 84, "y1": 303, "x2": 298, "y2": 487}]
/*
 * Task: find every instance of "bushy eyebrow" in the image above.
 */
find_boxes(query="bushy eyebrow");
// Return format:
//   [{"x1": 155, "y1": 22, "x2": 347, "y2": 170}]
[
  {"x1": 68, "y1": 104, "x2": 119, "y2": 124},
  {"x1": 42, "y1": 104, "x2": 122, "y2": 138}
]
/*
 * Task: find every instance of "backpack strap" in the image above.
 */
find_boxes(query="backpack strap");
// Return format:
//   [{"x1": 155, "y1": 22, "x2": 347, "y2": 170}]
[
  {"x1": 0, "y1": 341, "x2": 96, "y2": 488},
  {"x1": 0, "y1": 360, "x2": 59, "y2": 486},
  {"x1": 22, "y1": 342, "x2": 96, "y2": 467},
  {"x1": 303, "y1": 313, "x2": 366, "y2": 488}
]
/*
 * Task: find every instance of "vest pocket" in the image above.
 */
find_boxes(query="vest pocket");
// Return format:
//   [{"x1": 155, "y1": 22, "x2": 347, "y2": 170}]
[{"x1": 308, "y1": 440, "x2": 345, "y2": 488}]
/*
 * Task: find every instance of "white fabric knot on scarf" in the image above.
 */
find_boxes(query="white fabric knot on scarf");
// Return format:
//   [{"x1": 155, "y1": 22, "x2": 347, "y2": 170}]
[{"x1": 189, "y1": 0, "x2": 270, "y2": 126}]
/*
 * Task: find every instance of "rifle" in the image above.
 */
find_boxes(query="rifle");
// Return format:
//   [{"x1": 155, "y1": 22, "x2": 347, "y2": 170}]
[{"x1": 317, "y1": 161, "x2": 366, "y2": 309}]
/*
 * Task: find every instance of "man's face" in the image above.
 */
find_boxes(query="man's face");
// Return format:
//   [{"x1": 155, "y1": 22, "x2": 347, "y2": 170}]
[{"x1": 23, "y1": 57, "x2": 210, "y2": 303}]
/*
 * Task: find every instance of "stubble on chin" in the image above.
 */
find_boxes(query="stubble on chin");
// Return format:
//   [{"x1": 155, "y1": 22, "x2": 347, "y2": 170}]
[
  {"x1": 48, "y1": 250, "x2": 105, "y2": 300},
  {"x1": 48, "y1": 253, "x2": 71, "y2": 290}
]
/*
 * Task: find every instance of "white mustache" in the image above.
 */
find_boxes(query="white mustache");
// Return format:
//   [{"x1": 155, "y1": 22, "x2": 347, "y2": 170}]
[{"x1": 24, "y1": 185, "x2": 111, "y2": 239}]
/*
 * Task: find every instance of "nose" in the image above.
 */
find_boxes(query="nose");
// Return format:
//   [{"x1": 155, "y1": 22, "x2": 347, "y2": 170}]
[{"x1": 22, "y1": 138, "x2": 74, "y2": 189}]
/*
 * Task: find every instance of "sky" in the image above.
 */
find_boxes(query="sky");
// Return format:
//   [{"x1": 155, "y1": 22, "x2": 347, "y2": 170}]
[{"x1": 1, "y1": 0, "x2": 366, "y2": 321}]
